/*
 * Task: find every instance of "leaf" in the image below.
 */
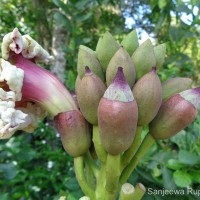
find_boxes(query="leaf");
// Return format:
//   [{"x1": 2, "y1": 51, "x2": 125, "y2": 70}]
[
  {"x1": 162, "y1": 166, "x2": 177, "y2": 189},
  {"x1": 54, "y1": 12, "x2": 72, "y2": 32},
  {"x1": 178, "y1": 150, "x2": 200, "y2": 165},
  {"x1": 53, "y1": 0, "x2": 69, "y2": 13},
  {"x1": 167, "y1": 159, "x2": 189, "y2": 170},
  {"x1": 176, "y1": 4, "x2": 191, "y2": 14},
  {"x1": 0, "y1": 163, "x2": 17, "y2": 180},
  {"x1": 190, "y1": 170, "x2": 200, "y2": 183},
  {"x1": 158, "y1": 0, "x2": 167, "y2": 9},
  {"x1": 66, "y1": 177, "x2": 80, "y2": 191},
  {"x1": 173, "y1": 170, "x2": 192, "y2": 187}
]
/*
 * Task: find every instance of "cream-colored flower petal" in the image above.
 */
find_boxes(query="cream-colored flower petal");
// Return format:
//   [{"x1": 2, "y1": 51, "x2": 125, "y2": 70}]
[
  {"x1": 1, "y1": 28, "x2": 23, "y2": 60},
  {"x1": 0, "y1": 107, "x2": 32, "y2": 139},
  {"x1": 0, "y1": 89, "x2": 15, "y2": 101},
  {"x1": 0, "y1": 59, "x2": 24, "y2": 101},
  {"x1": 19, "y1": 102, "x2": 46, "y2": 133},
  {"x1": 22, "y1": 35, "x2": 54, "y2": 64},
  {"x1": 1, "y1": 28, "x2": 54, "y2": 64}
]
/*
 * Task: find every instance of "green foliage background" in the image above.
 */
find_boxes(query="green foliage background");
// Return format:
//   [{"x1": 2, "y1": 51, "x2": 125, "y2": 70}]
[{"x1": 0, "y1": 0, "x2": 200, "y2": 199}]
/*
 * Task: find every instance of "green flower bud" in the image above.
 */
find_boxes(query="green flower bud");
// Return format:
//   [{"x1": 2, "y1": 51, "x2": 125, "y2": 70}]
[
  {"x1": 96, "y1": 32, "x2": 119, "y2": 72},
  {"x1": 132, "y1": 67, "x2": 162, "y2": 126},
  {"x1": 98, "y1": 67, "x2": 138, "y2": 155},
  {"x1": 132, "y1": 39, "x2": 156, "y2": 79},
  {"x1": 149, "y1": 87, "x2": 200, "y2": 140},
  {"x1": 154, "y1": 43, "x2": 166, "y2": 69},
  {"x1": 75, "y1": 75, "x2": 82, "y2": 94},
  {"x1": 77, "y1": 45, "x2": 105, "y2": 81},
  {"x1": 54, "y1": 110, "x2": 91, "y2": 157},
  {"x1": 121, "y1": 30, "x2": 139, "y2": 56},
  {"x1": 106, "y1": 47, "x2": 136, "y2": 88},
  {"x1": 162, "y1": 77, "x2": 192, "y2": 100},
  {"x1": 77, "y1": 67, "x2": 106, "y2": 125}
]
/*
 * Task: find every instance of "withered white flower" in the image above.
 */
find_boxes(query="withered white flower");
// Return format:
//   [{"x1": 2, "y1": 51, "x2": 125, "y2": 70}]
[
  {"x1": 0, "y1": 28, "x2": 77, "y2": 139},
  {"x1": 0, "y1": 59, "x2": 46, "y2": 139},
  {"x1": 1, "y1": 28, "x2": 23, "y2": 60},
  {"x1": 0, "y1": 59, "x2": 24, "y2": 101},
  {"x1": 1, "y1": 28, "x2": 54, "y2": 64}
]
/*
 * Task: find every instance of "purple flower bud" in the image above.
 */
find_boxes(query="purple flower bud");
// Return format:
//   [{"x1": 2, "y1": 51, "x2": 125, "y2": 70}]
[
  {"x1": 77, "y1": 67, "x2": 106, "y2": 125},
  {"x1": 149, "y1": 88, "x2": 200, "y2": 139},
  {"x1": 132, "y1": 67, "x2": 162, "y2": 126},
  {"x1": 98, "y1": 67, "x2": 138, "y2": 155},
  {"x1": 54, "y1": 110, "x2": 91, "y2": 157}
]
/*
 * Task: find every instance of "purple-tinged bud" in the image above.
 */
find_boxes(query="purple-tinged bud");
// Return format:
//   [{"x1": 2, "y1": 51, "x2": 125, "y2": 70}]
[
  {"x1": 77, "y1": 67, "x2": 106, "y2": 125},
  {"x1": 77, "y1": 45, "x2": 105, "y2": 81},
  {"x1": 106, "y1": 47, "x2": 136, "y2": 88},
  {"x1": 98, "y1": 67, "x2": 138, "y2": 155},
  {"x1": 149, "y1": 88, "x2": 200, "y2": 139},
  {"x1": 132, "y1": 67, "x2": 162, "y2": 126},
  {"x1": 54, "y1": 110, "x2": 91, "y2": 157},
  {"x1": 121, "y1": 29, "x2": 139, "y2": 56},
  {"x1": 162, "y1": 77, "x2": 192, "y2": 100}
]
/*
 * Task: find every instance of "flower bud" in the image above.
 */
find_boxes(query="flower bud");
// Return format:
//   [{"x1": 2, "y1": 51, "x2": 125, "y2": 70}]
[
  {"x1": 154, "y1": 43, "x2": 166, "y2": 69},
  {"x1": 132, "y1": 39, "x2": 156, "y2": 79},
  {"x1": 121, "y1": 30, "x2": 139, "y2": 56},
  {"x1": 77, "y1": 45, "x2": 104, "y2": 81},
  {"x1": 162, "y1": 77, "x2": 192, "y2": 100},
  {"x1": 96, "y1": 32, "x2": 119, "y2": 72},
  {"x1": 106, "y1": 47, "x2": 136, "y2": 88},
  {"x1": 132, "y1": 67, "x2": 162, "y2": 126},
  {"x1": 149, "y1": 88, "x2": 200, "y2": 140},
  {"x1": 54, "y1": 110, "x2": 91, "y2": 157},
  {"x1": 98, "y1": 67, "x2": 138, "y2": 155},
  {"x1": 75, "y1": 75, "x2": 82, "y2": 94},
  {"x1": 77, "y1": 67, "x2": 106, "y2": 125}
]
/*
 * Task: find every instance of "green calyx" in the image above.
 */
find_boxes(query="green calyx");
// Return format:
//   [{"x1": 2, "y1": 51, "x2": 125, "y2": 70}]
[
  {"x1": 106, "y1": 47, "x2": 136, "y2": 88},
  {"x1": 132, "y1": 39, "x2": 156, "y2": 79},
  {"x1": 162, "y1": 77, "x2": 193, "y2": 100},
  {"x1": 77, "y1": 45, "x2": 105, "y2": 81},
  {"x1": 96, "y1": 32, "x2": 120, "y2": 72},
  {"x1": 154, "y1": 43, "x2": 166, "y2": 69},
  {"x1": 121, "y1": 29, "x2": 139, "y2": 56}
]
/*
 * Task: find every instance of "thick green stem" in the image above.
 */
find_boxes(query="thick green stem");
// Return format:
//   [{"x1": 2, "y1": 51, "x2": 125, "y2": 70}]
[
  {"x1": 96, "y1": 164, "x2": 107, "y2": 200},
  {"x1": 85, "y1": 151, "x2": 99, "y2": 179},
  {"x1": 120, "y1": 133, "x2": 155, "y2": 185},
  {"x1": 121, "y1": 126, "x2": 143, "y2": 170},
  {"x1": 74, "y1": 157, "x2": 95, "y2": 199},
  {"x1": 119, "y1": 183, "x2": 135, "y2": 200},
  {"x1": 85, "y1": 161, "x2": 94, "y2": 189},
  {"x1": 104, "y1": 154, "x2": 121, "y2": 200},
  {"x1": 131, "y1": 183, "x2": 146, "y2": 200},
  {"x1": 92, "y1": 126, "x2": 107, "y2": 164}
]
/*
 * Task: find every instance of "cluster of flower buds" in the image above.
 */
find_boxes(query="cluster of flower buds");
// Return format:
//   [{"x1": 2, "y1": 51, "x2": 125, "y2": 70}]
[{"x1": 75, "y1": 30, "x2": 200, "y2": 156}]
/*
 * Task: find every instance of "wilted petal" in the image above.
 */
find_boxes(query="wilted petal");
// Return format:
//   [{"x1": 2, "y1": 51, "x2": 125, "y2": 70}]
[
  {"x1": 0, "y1": 59, "x2": 24, "y2": 101},
  {"x1": 1, "y1": 28, "x2": 23, "y2": 60},
  {"x1": 22, "y1": 35, "x2": 54, "y2": 64}
]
